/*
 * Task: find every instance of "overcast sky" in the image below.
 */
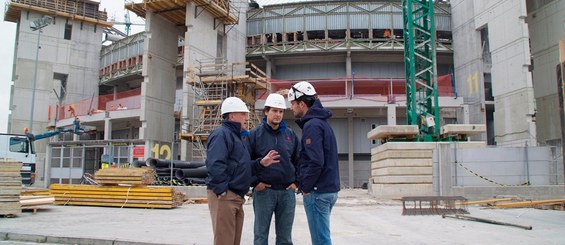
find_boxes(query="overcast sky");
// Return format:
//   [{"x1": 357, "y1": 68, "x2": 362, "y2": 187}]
[{"x1": 0, "y1": 0, "x2": 299, "y2": 132}]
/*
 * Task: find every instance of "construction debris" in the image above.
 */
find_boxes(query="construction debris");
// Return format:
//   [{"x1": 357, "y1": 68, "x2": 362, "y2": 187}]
[
  {"x1": 50, "y1": 184, "x2": 185, "y2": 209},
  {"x1": 20, "y1": 195, "x2": 55, "y2": 213},
  {"x1": 0, "y1": 160, "x2": 22, "y2": 217},
  {"x1": 94, "y1": 168, "x2": 156, "y2": 186},
  {"x1": 400, "y1": 196, "x2": 469, "y2": 215},
  {"x1": 442, "y1": 214, "x2": 532, "y2": 230}
]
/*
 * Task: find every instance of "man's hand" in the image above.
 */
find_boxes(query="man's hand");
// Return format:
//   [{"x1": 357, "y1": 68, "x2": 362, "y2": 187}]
[
  {"x1": 286, "y1": 183, "x2": 298, "y2": 193},
  {"x1": 255, "y1": 182, "x2": 271, "y2": 191},
  {"x1": 260, "y1": 150, "x2": 280, "y2": 167}
]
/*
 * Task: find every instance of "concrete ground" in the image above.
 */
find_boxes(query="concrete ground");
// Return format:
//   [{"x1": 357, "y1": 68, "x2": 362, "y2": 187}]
[{"x1": 1, "y1": 189, "x2": 565, "y2": 245}]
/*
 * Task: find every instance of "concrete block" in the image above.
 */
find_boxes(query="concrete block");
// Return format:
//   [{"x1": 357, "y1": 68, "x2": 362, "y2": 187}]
[
  {"x1": 367, "y1": 125, "x2": 418, "y2": 140},
  {"x1": 371, "y1": 141, "x2": 486, "y2": 155},
  {"x1": 371, "y1": 158, "x2": 432, "y2": 169},
  {"x1": 46, "y1": 236, "x2": 113, "y2": 245},
  {"x1": 368, "y1": 183, "x2": 433, "y2": 199},
  {"x1": 6, "y1": 233, "x2": 47, "y2": 243},
  {"x1": 174, "y1": 185, "x2": 207, "y2": 198},
  {"x1": 441, "y1": 124, "x2": 486, "y2": 137},
  {"x1": 371, "y1": 149, "x2": 432, "y2": 161},
  {"x1": 372, "y1": 175, "x2": 432, "y2": 184},
  {"x1": 371, "y1": 166, "x2": 432, "y2": 176}
]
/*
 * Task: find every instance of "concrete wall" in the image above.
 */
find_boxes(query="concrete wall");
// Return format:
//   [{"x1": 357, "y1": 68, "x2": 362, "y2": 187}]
[
  {"x1": 451, "y1": 0, "x2": 536, "y2": 146},
  {"x1": 527, "y1": 0, "x2": 565, "y2": 145},
  {"x1": 140, "y1": 12, "x2": 179, "y2": 156},
  {"x1": 435, "y1": 144, "x2": 565, "y2": 200},
  {"x1": 10, "y1": 11, "x2": 103, "y2": 186}
]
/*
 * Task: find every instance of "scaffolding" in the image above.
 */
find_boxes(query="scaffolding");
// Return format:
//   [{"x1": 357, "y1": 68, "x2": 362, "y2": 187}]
[
  {"x1": 181, "y1": 59, "x2": 269, "y2": 160},
  {"x1": 4, "y1": 0, "x2": 111, "y2": 27},
  {"x1": 126, "y1": 0, "x2": 239, "y2": 27}
]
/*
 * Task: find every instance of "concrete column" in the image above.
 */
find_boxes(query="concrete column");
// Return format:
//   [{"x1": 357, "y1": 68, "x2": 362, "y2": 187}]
[
  {"x1": 113, "y1": 86, "x2": 118, "y2": 100},
  {"x1": 348, "y1": 112, "x2": 354, "y2": 188},
  {"x1": 139, "y1": 11, "x2": 178, "y2": 151},
  {"x1": 461, "y1": 104, "x2": 470, "y2": 124},
  {"x1": 104, "y1": 118, "x2": 112, "y2": 140},
  {"x1": 346, "y1": 51, "x2": 352, "y2": 77},
  {"x1": 264, "y1": 57, "x2": 272, "y2": 78},
  {"x1": 387, "y1": 104, "x2": 396, "y2": 125}
]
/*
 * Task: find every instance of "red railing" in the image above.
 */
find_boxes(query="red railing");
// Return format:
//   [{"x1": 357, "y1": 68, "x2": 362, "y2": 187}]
[
  {"x1": 265, "y1": 74, "x2": 454, "y2": 101},
  {"x1": 48, "y1": 88, "x2": 142, "y2": 120}
]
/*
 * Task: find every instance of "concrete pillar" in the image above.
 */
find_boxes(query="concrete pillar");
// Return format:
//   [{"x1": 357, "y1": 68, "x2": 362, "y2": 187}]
[
  {"x1": 387, "y1": 104, "x2": 396, "y2": 125},
  {"x1": 139, "y1": 11, "x2": 178, "y2": 158},
  {"x1": 264, "y1": 57, "x2": 272, "y2": 78},
  {"x1": 104, "y1": 118, "x2": 112, "y2": 140},
  {"x1": 346, "y1": 51, "x2": 352, "y2": 77},
  {"x1": 348, "y1": 111, "x2": 354, "y2": 188},
  {"x1": 113, "y1": 86, "x2": 118, "y2": 100}
]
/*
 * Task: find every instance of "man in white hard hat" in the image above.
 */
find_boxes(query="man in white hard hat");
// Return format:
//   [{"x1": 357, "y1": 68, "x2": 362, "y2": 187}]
[
  {"x1": 206, "y1": 97, "x2": 280, "y2": 245},
  {"x1": 288, "y1": 81, "x2": 340, "y2": 245},
  {"x1": 249, "y1": 93, "x2": 301, "y2": 245}
]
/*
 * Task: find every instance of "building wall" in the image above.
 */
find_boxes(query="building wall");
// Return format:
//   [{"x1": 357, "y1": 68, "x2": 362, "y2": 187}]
[
  {"x1": 527, "y1": 0, "x2": 565, "y2": 145},
  {"x1": 451, "y1": 0, "x2": 536, "y2": 146},
  {"x1": 9, "y1": 11, "x2": 103, "y2": 186}
]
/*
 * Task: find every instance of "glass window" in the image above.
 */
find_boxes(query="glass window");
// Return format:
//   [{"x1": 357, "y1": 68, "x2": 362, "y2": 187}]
[{"x1": 9, "y1": 137, "x2": 28, "y2": 153}]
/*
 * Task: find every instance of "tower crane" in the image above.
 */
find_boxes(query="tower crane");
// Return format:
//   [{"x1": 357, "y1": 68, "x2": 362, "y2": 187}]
[
  {"x1": 110, "y1": 11, "x2": 144, "y2": 36},
  {"x1": 402, "y1": 0, "x2": 440, "y2": 141}
]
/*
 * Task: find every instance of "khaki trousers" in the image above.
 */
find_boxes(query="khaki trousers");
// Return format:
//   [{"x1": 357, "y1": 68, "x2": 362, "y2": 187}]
[{"x1": 207, "y1": 190, "x2": 246, "y2": 245}]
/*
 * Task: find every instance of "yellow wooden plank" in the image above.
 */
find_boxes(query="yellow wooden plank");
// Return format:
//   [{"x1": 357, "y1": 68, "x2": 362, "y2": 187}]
[
  {"x1": 49, "y1": 190, "x2": 172, "y2": 197},
  {"x1": 456, "y1": 198, "x2": 514, "y2": 206},
  {"x1": 491, "y1": 199, "x2": 565, "y2": 208},
  {"x1": 55, "y1": 197, "x2": 173, "y2": 205},
  {"x1": 49, "y1": 184, "x2": 173, "y2": 193},
  {"x1": 54, "y1": 201, "x2": 173, "y2": 209},
  {"x1": 53, "y1": 194, "x2": 172, "y2": 201}
]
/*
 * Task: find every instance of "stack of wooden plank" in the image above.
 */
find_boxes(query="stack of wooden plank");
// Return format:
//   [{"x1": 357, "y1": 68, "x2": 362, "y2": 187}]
[
  {"x1": 0, "y1": 161, "x2": 23, "y2": 216},
  {"x1": 94, "y1": 168, "x2": 156, "y2": 185},
  {"x1": 50, "y1": 184, "x2": 184, "y2": 209}
]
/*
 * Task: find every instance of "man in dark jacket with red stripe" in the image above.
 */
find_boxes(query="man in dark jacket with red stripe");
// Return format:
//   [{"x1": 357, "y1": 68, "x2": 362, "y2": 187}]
[
  {"x1": 249, "y1": 93, "x2": 301, "y2": 245},
  {"x1": 288, "y1": 82, "x2": 340, "y2": 245}
]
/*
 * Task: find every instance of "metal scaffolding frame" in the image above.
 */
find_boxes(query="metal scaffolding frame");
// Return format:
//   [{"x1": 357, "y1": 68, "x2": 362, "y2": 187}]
[{"x1": 182, "y1": 59, "x2": 269, "y2": 159}]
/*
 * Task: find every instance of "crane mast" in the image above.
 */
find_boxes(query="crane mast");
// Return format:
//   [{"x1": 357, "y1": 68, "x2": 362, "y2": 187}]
[{"x1": 402, "y1": 0, "x2": 440, "y2": 141}]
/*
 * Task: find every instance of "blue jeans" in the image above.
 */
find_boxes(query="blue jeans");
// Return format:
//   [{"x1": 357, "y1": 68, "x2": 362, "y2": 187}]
[
  {"x1": 253, "y1": 188, "x2": 296, "y2": 245},
  {"x1": 303, "y1": 192, "x2": 338, "y2": 245}
]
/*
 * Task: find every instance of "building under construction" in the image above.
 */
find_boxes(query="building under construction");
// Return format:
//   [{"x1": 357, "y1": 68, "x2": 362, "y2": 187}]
[{"x1": 3, "y1": 0, "x2": 565, "y2": 199}]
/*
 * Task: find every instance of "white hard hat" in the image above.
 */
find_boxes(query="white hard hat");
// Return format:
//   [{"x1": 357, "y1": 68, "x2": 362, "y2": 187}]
[
  {"x1": 288, "y1": 81, "x2": 317, "y2": 102},
  {"x1": 221, "y1": 97, "x2": 250, "y2": 115},
  {"x1": 264, "y1": 93, "x2": 286, "y2": 109}
]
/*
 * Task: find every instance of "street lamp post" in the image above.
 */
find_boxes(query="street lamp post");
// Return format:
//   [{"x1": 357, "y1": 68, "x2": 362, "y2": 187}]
[{"x1": 28, "y1": 16, "x2": 53, "y2": 133}]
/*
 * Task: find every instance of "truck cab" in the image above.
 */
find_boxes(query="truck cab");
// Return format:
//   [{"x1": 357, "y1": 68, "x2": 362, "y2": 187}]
[{"x1": 0, "y1": 134, "x2": 36, "y2": 185}]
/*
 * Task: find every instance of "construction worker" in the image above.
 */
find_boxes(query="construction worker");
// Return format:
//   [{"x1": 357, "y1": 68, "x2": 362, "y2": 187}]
[
  {"x1": 205, "y1": 96, "x2": 280, "y2": 245},
  {"x1": 288, "y1": 81, "x2": 340, "y2": 245},
  {"x1": 249, "y1": 93, "x2": 300, "y2": 245}
]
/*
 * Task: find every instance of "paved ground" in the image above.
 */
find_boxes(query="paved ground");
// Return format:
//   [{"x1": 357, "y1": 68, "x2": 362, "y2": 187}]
[{"x1": 1, "y1": 189, "x2": 565, "y2": 245}]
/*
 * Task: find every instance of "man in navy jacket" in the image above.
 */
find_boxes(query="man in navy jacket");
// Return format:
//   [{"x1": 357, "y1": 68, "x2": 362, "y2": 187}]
[
  {"x1": 249, "y1": 93, "x2": 300, "y2": 245},
  {"x1": 288, "y1": 82, "x2": 340, "y2": 245},
  {"x1": 206, "y1": 97, "x2": 280, "y2": 245}
]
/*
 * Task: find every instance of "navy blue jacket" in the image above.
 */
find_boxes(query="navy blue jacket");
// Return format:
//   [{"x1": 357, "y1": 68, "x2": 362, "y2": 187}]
[
  {"x1": 205, "y1": 120, "x2": 264, "y2": 197},
  {"x1": 295, "y1": 100, "x2": 340, "y2": 193},
  {"x1": 249, "y1": 118, "x2": 300, "y2": 190}
]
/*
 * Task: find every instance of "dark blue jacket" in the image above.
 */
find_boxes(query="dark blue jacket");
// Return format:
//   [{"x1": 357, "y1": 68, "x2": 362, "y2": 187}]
[
  {"x1": 205, "y1": 120, "x2": 264, "y2": 197},
  {"x1": 295, "y1": 100, "x2": 340, "y2": 193},
  {"x1": 249, "y1": 118, "x2": 300, "y2": 190}
]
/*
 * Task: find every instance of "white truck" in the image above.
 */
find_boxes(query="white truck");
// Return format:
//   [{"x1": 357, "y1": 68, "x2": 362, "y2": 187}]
[
  {"x1": 0, "y1": 133, "x2": 36, "y2": 185},
  {"x1": 0, "y1": 118, "x2": 85, "y2": 185}
]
